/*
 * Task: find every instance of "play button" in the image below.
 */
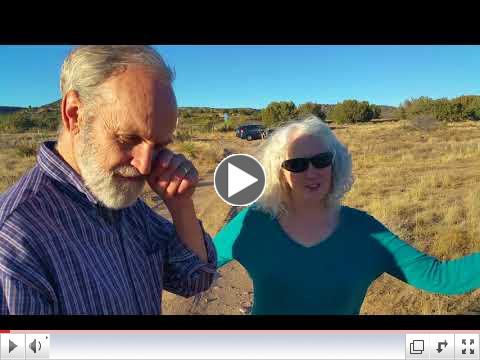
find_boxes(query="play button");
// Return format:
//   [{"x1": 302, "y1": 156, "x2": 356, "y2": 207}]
[
  {"x1": 214, "y1": 154, "x2": 266, "y2": 206},
  {"x1": 227, "y1": 163, "x2": 258, "y2": 197},
  {"x1": 1, "y1": 334, "x2": 25, "y2": 359},
  {"x1": 9, "y1": 340, "x2": 17, "y2": 353}
]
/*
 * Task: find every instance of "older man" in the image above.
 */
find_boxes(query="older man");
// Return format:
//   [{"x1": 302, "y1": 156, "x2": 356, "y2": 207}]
[{"x1": 0, "y1": 45, "x2": 217, "y2": 314}]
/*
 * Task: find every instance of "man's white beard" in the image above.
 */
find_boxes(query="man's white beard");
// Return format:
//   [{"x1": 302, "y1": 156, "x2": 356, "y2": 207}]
[{"x1": 75, "y1": 131, "x2": 146, "y2": 209}]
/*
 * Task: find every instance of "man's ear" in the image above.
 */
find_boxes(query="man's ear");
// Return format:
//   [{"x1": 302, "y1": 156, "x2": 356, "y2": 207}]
[{"x1": 61, "y1": 90, "x2": 82, "y2": 135}]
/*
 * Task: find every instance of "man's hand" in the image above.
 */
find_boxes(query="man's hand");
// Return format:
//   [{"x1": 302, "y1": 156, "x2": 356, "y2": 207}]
[
  {"x1": 147, "y1": 148, "x2": 199, "y2": 211},
  {"x1": 147, "y1": 148, "x2": 207, "y2": 262}
]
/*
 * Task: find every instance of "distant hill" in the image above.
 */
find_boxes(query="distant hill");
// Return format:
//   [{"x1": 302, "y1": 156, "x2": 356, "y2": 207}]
[
  {"x1": 377, "y1": 105, "x2": 397, "y2": 119},
  {"x1": 0, "y1": 106, "x2": 25, "y2": 115},
  {"x1": 0, "y1": 99, "x2": 398, "y2": 132},
  {"x1": 1, "y1": 100, "x2": 396, "y2": 117},
  {"x1": 0, "y1": 101, "x2": 261, "y2": 117}
]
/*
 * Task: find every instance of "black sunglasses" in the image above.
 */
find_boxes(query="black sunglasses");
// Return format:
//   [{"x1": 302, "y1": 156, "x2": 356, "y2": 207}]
[{"x1": 281, "y1": 152, "x2": 334, "y2": 173}]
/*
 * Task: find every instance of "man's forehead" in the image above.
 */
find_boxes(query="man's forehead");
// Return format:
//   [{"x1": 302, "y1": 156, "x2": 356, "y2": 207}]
[{"x1": 98, "y1": 65, "x2": 178, "y2": 144}]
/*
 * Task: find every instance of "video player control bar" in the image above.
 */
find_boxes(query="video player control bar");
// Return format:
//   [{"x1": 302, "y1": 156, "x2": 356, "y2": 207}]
[{"x1": 1, "y1": 332, "x2": 478, "y2": 359}]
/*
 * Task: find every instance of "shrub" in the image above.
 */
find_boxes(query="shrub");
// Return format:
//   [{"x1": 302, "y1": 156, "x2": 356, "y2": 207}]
[
  {"x1": 261, "y1": 101, "x2": 296, "y2": 127},
  {"x1": 179, "y1": 141, "x2": 197, "y2": 159},
  {"x1": 174, "y1": 130, "x2": 193, "y2": 142},
  {"x1": 400, "y1": 96, "x2": 480, "y2": 122},
  {"x1": 16, "y1": 143, "x2": 37, "y2": 157},
  {"x1": 433, "y1": 99, "x2": 464, "y2": 122},
  {"x1": 201, "y1": 142, "x2": 225, "y2": 164},
  {"x1": 330, "y1": 100, "x2": 377, "y2": 124},
  {"x1": 296, "y1": 102, "x2": 326, "y2": 120}
]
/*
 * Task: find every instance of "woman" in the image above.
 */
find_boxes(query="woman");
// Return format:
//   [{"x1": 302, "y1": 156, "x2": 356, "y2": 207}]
[{"x1": 213, "y1": 115, "x2": 480, "y2": 315}]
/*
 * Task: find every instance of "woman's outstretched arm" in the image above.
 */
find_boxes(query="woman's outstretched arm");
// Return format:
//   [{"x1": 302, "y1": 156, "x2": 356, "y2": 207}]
[{"x1": 368, "y1": 213, "x2": 480, "y2": 295}]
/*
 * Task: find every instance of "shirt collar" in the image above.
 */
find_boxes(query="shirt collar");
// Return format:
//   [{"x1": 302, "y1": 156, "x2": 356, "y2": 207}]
[
  {"x1": 37, "y1": 141, "x2": 125, "y2": 224},
  {"x1": 37, "y1": 141, "x2": 99, "y2": 206}
]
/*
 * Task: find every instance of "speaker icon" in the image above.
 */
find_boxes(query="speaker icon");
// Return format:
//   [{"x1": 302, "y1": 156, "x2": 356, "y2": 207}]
[{"x1": 29, "y1": 339, "x2": 41, "y2": 354}]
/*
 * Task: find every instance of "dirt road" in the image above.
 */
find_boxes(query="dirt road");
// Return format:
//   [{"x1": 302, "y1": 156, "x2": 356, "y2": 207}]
[{"x1": 157, "y1": 136, "x2": 261, "y2": 314}]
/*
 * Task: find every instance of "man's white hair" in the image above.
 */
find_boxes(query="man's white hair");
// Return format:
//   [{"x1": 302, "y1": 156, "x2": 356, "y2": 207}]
[
  {"x1": 254, "y1": 115, "x2": 354, "y2": 218},
  {"x1": 59, "y1": 45, "x2": 174, "y2": 134}
]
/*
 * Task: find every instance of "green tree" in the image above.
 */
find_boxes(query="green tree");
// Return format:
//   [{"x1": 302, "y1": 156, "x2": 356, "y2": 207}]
[
  {"x1": 399, "y1": 95, "x2": 480, "y2": 122},
  {"x1": 433, "y1": 98, "x2": 464, "y2": 122},
  {"x1": 402, "y1": 96, "x2": 436, "y2": 118},
  {"x1": 329, "y1": 100, "x2": 377, "y2": 124},
  {"x1": 453, "y1": 95, "x2": 479, "y2": 118},
  {"x1": 462, "y1": 96, "x2": 480, "y2": 120},
  {"x1": 261, "y1": 101, "x2": 296, "y2": 127},
  {"x1": 10, "y1": 112, "x2": 35, "y2": 131},
  {"x1": 355, "y1": 101, "x2": 373, "y2": 122},
  {"x1": 296, "y1": 102, "x2": 326, "y2": 120},
  {"x1": 371, "y1": 105, "x2": 382, "y2": 119},
  {"x1": 181, "y1": 110, "x2": 192, "y2": 119}
]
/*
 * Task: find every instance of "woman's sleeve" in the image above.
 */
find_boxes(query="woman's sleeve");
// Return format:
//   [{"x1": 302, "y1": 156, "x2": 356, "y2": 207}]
[
  {"x1": 368, "y1": 214, "x2": 480, "y2": 295},
  {"x1": 213, "y1": 207, "x2": 251, "y2": 268}
]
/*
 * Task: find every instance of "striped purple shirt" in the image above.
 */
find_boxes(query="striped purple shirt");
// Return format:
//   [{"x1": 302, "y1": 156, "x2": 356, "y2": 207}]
[{"x1": 0, "y1": 141, "x2": 217, "y2": 315}]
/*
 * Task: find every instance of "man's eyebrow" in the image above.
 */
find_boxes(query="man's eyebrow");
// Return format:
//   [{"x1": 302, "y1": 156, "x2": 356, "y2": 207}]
[{"x1": 116, "y1": 132, "x2": 172, "y2": 147}]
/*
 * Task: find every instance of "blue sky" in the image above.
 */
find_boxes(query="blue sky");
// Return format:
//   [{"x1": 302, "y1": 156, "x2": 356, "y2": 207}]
[{"x1": 1, "y1": 45, "x2": 479, "y2": 109}]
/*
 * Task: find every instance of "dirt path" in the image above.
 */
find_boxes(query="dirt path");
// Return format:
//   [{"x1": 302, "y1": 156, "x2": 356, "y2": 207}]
[{"x1": 160, "y1": 136, "x2": 261, "y2": 315}]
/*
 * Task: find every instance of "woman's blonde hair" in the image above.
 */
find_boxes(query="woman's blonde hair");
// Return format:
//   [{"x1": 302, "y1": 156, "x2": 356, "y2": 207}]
[{"x1": 254, "y1": 115, "x2": 354, "y2": 218}]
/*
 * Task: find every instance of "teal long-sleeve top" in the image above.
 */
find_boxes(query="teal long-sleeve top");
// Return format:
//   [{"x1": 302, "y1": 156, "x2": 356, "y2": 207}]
[{"x1": 213, "y1": 205, "x2": 480, "y2": 314}]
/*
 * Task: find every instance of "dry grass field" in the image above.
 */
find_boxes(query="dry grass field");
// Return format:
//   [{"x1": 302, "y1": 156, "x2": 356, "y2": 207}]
[
  {"x1": 1, "y1": 119, "x2": 479, "y2": 314},
  {"x1": 339, "y1": 120, "x2": 480, "y2": 314}
]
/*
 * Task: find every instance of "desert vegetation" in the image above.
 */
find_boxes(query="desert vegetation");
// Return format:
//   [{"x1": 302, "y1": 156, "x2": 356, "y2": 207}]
[{"x1": 1, "y1": 96, "x2": 479, "y2": 314}]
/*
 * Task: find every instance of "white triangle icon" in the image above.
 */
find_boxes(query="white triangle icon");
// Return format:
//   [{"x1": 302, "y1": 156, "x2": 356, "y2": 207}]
[{"x1": 228, "y1": 163, "x2": 258, "y2": 198}]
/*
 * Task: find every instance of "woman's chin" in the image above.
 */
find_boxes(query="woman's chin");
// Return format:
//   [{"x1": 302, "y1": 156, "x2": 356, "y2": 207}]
[
  {"x1": 295, "y1": 192, "x2": 328, "y2": 205},
  {"x1": 305, "y1": 187, "x2": 328, "y2": 197}
]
